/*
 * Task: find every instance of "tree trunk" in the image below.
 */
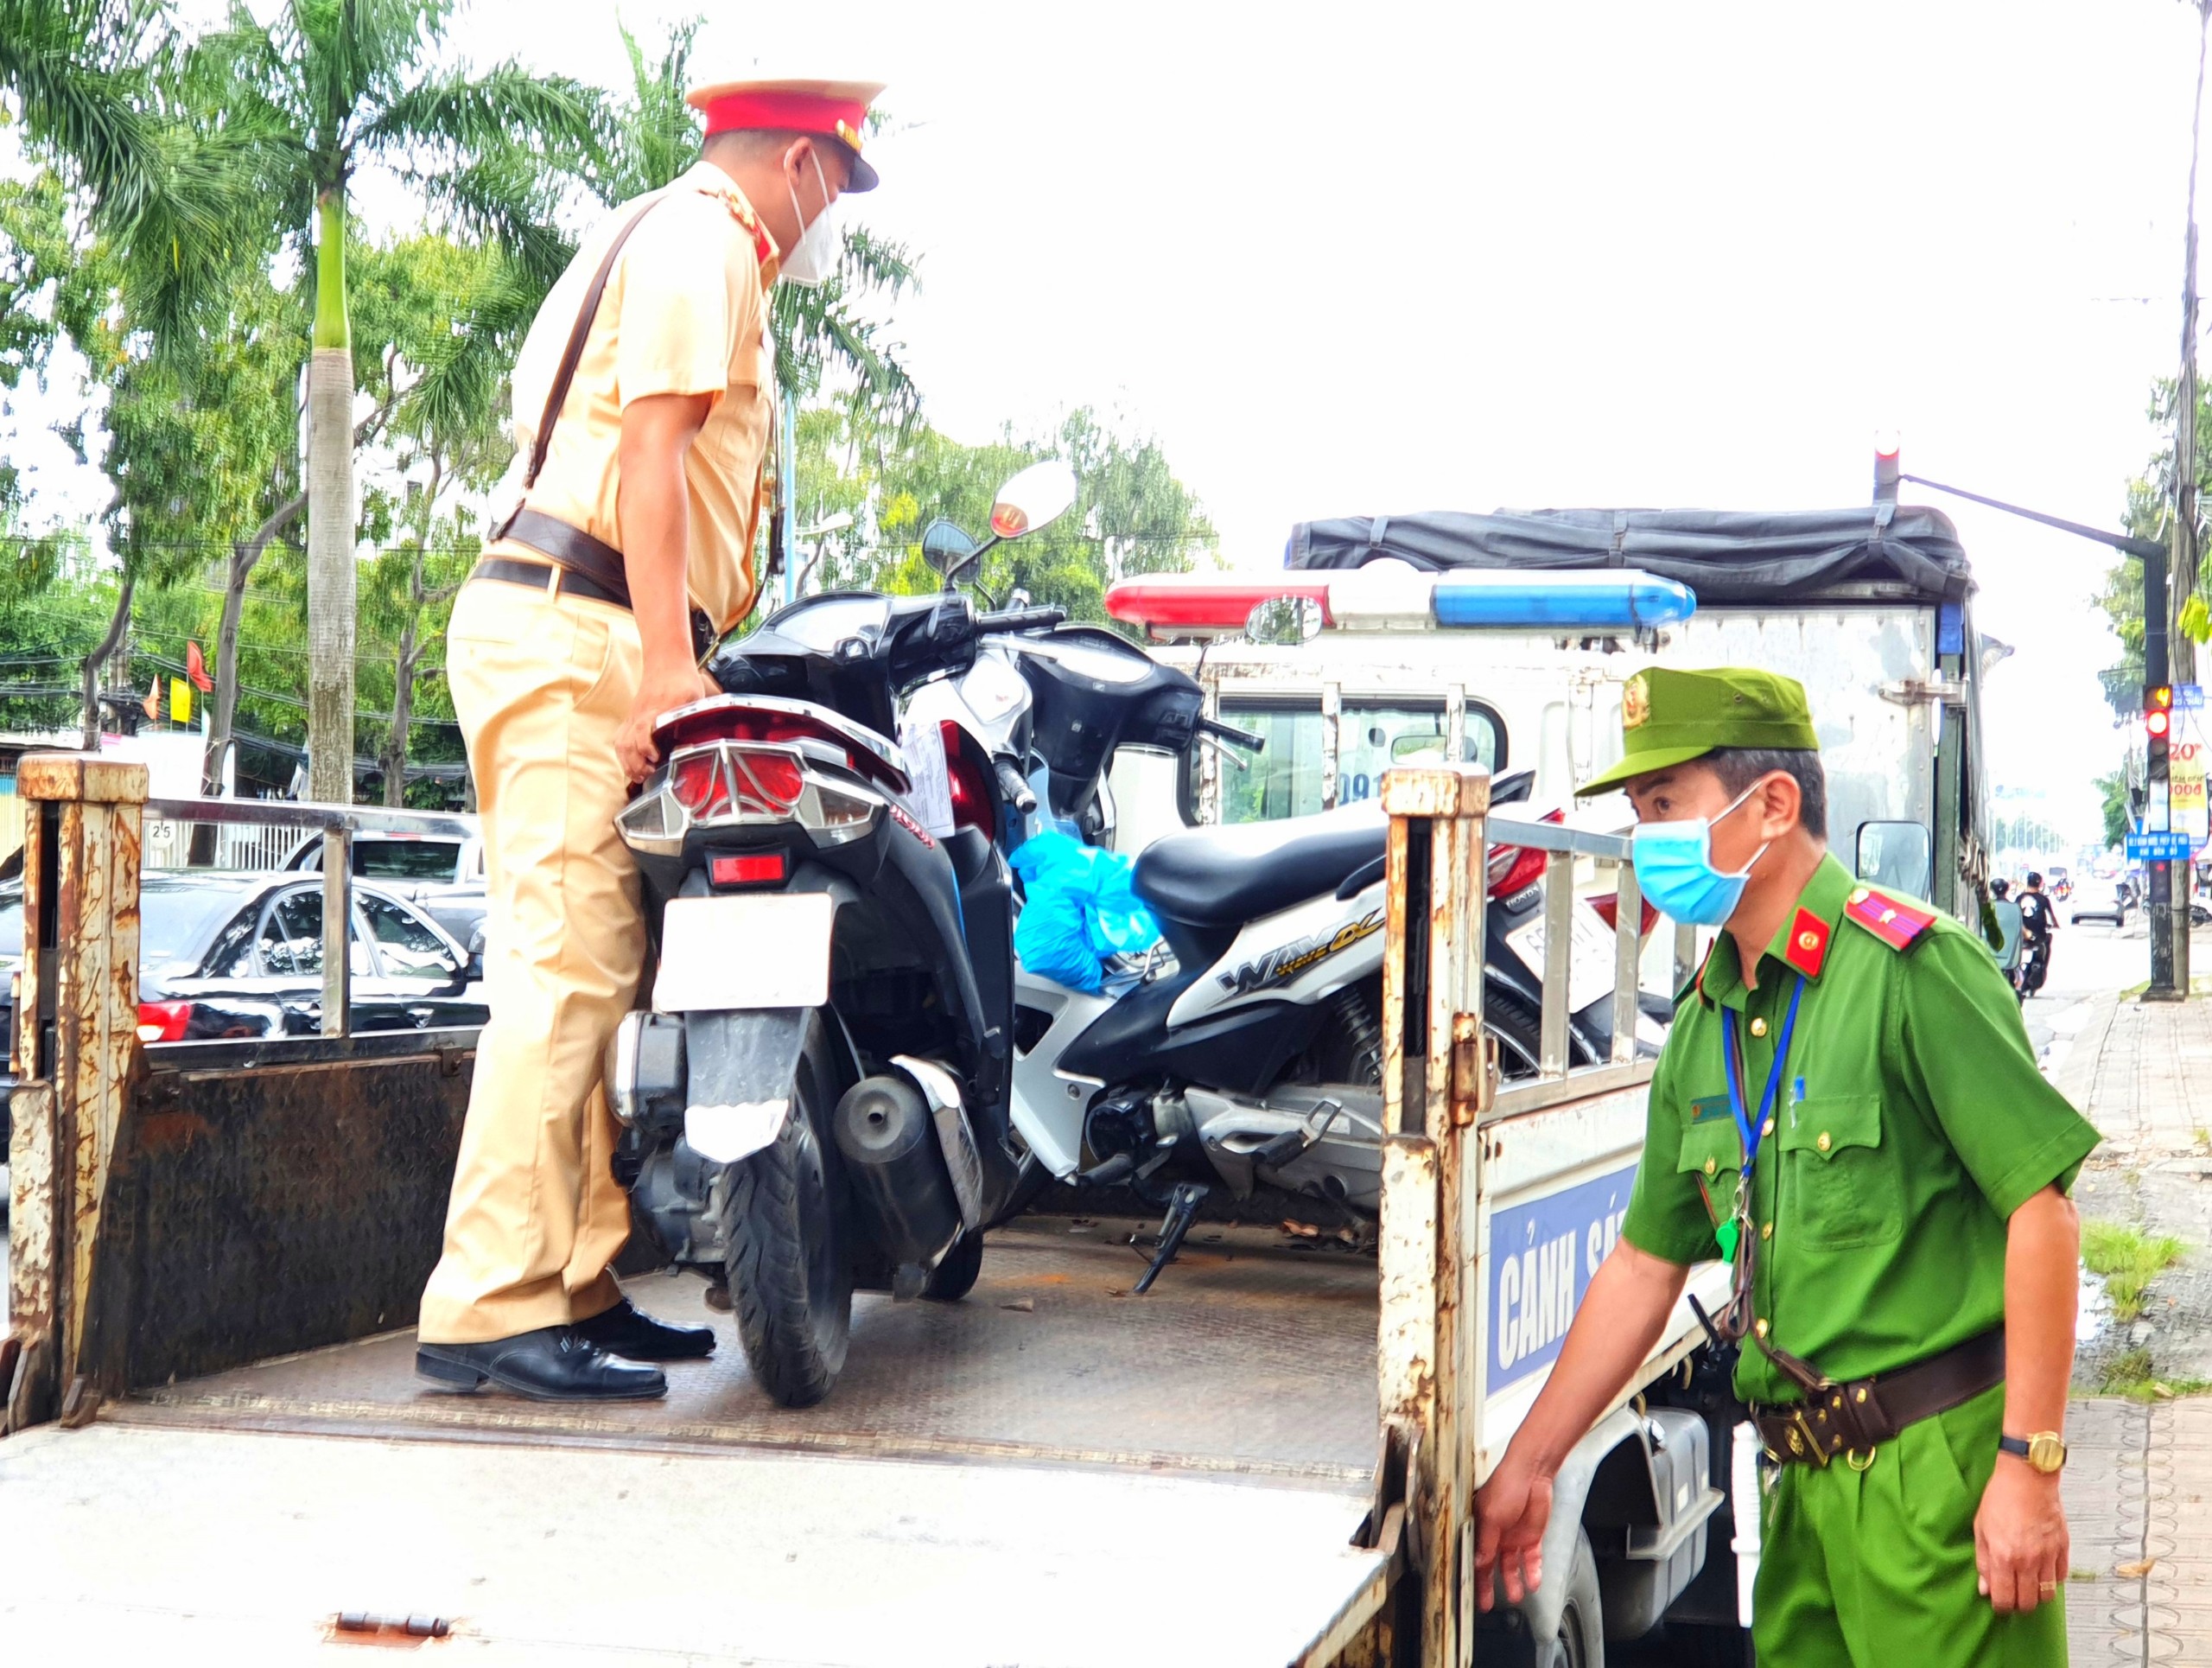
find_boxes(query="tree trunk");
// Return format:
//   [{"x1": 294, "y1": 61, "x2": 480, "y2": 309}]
[
  {"x1": 306, "y1": 184, "x2": 355, "y2": 805},
  {"x1": 79, "y1": 571, "x2": 137, "y2": 751},
  {"x1": 385, "y1": 620, "x2": 417, "y2": 808},
  {"x1": 190, "y1": 490, "x2": 305, "y2": 863}
]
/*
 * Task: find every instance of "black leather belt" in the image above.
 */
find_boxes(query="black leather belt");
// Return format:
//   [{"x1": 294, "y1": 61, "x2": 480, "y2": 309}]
[
  {"x1": 474, "y1": 555, "x2": 628, "y2": 609},
  {"x1": 474, "y1": 507, "x2": 719, "y2": 662},
  {"x1": 1752, "y1": 1327, "x2": 2005, "y2": 1467}
]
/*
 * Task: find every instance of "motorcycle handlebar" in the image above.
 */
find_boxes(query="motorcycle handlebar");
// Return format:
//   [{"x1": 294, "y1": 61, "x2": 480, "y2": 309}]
[
  {"x1": 1198, "y1": 715, "x2": 1266, "y2": 752},
  {"x1": 976, "y1": 606, "x2": 1066, "y2": 634}
]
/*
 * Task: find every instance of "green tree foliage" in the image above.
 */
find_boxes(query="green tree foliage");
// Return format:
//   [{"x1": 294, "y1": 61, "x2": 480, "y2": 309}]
[
  {"x1": 790, "y1": 406, "x2": 1216, "y2": 623},
  {"x1": 2098, "y1": 769, "x2": 2136, "y2": 847}
]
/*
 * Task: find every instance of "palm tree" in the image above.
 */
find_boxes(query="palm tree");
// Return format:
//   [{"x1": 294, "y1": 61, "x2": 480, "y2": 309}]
[{"x1": 204, "y1": 0, "x2": 600, "y2": 801}]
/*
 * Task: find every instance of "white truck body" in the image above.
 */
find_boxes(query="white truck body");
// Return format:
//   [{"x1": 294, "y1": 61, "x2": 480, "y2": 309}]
[{"x1": 6, "y1": 760, "x2": 1738, "y2": 1665}]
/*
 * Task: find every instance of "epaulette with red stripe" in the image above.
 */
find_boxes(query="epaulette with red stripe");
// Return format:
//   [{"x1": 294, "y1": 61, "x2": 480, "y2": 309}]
[{"x1": 1842, "y1": 885, "x2": 1936, "y2": 952}]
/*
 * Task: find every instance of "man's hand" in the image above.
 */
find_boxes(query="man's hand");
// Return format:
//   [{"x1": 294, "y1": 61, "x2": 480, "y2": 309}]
[
  {"x1": 1975, "y1": 1456, "x2": 2068, "y2": 1613},
  {"x1": 1472, "y1": 1450, "x2": 1556, "y2": 1611},
  {"x1": 616, "y1": 665, "x2": 720, "y2": 786}
]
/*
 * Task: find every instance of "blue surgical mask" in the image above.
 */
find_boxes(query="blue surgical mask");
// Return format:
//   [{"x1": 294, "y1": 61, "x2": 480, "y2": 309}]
[{"x1": 1631, "y1": 781, "x2": 1771, "y2": 927}]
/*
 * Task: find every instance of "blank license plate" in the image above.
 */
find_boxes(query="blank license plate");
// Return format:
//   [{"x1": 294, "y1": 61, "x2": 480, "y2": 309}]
[{"x1": 653, "y1": 893, "x2": 833, "y2": 1012}]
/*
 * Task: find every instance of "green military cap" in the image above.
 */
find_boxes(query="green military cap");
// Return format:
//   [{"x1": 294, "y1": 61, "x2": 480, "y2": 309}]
[{"x1": 1576, "y1": 666, "x2": 1819, "y2": 795}]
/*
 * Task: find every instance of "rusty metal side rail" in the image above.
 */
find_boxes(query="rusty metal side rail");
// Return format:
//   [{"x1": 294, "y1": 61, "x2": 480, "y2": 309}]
[
  {"x1": 7, "y1": 760, "x2": 484, "y2": 1435},
  {"x1": 1369, "y1": 761, "x2": 1669, "y2": 1668},
  {"x1": 142, "y1": 794, "x2": 477, "y2": 1043}
]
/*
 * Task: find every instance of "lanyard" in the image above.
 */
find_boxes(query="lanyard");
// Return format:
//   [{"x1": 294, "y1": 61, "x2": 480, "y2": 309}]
[{"x1": 1713, "y1": 975, "x2": 1805, "y2": 1261}]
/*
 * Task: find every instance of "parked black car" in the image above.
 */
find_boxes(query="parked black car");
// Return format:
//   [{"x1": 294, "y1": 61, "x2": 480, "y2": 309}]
[
  {"x1": 0, "y1": 869, "x2": 487, "y2": 1058},
  {"x1": 283, "y1": 827, "x2": 487, "y2": 961}
]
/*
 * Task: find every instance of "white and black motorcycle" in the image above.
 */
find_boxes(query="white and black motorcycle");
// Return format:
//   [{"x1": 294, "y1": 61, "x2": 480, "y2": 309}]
[{"x1": 912, "y1": 544, "x2": 1663, "y2": 1289}]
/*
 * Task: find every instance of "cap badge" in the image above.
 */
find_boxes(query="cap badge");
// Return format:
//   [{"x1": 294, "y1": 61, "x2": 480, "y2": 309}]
[{"x1": 1622, "y1": 674, "x2": 1650, "y2": 730}]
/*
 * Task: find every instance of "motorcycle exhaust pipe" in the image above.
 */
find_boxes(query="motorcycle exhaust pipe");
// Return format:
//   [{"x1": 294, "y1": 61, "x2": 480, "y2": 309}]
[{"x1": 832, "y1": 1074, "x2": 963, "y2": 1271}]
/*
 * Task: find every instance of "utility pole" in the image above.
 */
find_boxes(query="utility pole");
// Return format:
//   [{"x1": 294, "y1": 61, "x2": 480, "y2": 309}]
[{"x1": 2169, "y1": 0, "x2": 2211, "y2": 996}]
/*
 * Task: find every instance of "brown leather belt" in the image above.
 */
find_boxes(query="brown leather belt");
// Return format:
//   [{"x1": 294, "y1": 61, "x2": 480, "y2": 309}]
[
  {"x1": 1751, "y1": 1327, "x2": 2004, "y2": 1467},
  {"x1": 474, "y1": 511, "x2": 717, "y2": 662}
]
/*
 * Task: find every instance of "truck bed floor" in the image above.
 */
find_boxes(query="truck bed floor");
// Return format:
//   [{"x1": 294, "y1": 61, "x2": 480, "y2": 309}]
[{"x1": 105, "y1": 1219, "x2": 1382, "y2": 1485}]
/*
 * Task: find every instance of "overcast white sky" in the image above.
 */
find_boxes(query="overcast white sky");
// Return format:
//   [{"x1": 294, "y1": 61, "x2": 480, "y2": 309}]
[{"x1": 12, "y1": 0, "x2": 2209, "y2": 843}]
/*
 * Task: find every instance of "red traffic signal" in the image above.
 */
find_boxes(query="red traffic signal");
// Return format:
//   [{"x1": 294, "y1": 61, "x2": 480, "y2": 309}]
[
  {"x1": 1872, "y1": 430, "x2": 1901, "y2": 505},
  {"x1": 2147, "y1": 684, "x2": 2175, "y2": 739}
]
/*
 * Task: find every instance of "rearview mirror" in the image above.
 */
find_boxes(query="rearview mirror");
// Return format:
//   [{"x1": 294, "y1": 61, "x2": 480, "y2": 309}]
[
  {"x1": 922, "y1": 518, "x2": 980, "y2": 579},
  {"x1": 988, "y1": 462, "x2": 1077, "y2": 541}
]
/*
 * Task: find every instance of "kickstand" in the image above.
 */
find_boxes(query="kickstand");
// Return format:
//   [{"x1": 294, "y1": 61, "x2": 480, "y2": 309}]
[{"x1": 1134, "y1": 1181, "x2": 1211, "y2": 1295}]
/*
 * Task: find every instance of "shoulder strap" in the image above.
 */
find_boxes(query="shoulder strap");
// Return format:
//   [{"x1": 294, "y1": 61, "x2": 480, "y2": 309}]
[{"x1": 518, "y1": 194, "x2": 665, "y2": 492}]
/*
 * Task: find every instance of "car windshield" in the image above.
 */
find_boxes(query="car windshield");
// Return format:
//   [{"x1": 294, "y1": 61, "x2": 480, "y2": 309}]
[
  {"x1": 140, "y1": 878, "x2": 264, "y2": 965},
  {"x1": 352, "y1": 839, "x2": 462, "y2": 882},
  {"x1": 0, "y1": 877, "x2": 254, "y2": 970}
]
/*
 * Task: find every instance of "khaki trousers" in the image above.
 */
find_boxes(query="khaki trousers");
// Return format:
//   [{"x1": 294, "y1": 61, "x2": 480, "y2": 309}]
[{"x1": 417, "y1": 573, "x2": 645, "y2": 1344}]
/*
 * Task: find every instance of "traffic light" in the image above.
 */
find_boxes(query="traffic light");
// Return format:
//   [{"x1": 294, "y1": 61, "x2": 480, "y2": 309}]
[
  {"x1": 1873, "y1": 431, "x2": 1901, "y2": 505},
  {"x1": 2148, "y1": 684, "x2": 2175, "y2": 740}
]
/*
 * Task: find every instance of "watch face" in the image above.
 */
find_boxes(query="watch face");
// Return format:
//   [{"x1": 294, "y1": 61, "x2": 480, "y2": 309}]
[{"x1": 2027, "y1": 1433, "x2": 2067, "y2": 1473}]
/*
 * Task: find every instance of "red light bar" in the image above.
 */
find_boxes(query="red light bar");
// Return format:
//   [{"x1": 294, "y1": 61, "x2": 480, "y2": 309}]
[
  {"x1": 1104, "y1": 576, "x2": 1333, "y2": 632},
  {"x1": 710, "y1": 851, "x2": 788, "y2": 888}
]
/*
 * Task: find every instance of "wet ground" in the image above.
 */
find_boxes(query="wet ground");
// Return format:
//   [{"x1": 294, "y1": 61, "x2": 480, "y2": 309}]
[{"x1": 2050, "y1": 921, "x2": 2212, "y2": 1393}]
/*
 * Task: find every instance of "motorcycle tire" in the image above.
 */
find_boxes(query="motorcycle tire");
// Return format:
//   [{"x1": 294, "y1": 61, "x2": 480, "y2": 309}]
[
  {"x1": 922, "y1": 1230, "x2": 986, "y2": 1302},
  {"x1": 1484, "y1": 988, "x2": 1548, "y2": 1082},
  {"x1": 721, "y1": 1013, "x2": 853, "y2": 1408}
]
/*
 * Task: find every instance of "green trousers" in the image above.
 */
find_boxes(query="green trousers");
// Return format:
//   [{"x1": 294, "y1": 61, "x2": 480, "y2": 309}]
[{"x1": 1754, "y1": 1384, "x2": 2067, "y2": 1665}]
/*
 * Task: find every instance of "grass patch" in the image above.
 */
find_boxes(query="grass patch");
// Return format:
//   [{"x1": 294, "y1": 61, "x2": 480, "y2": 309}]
[
  {"x1": 2094, "y1": 1346, "x2": 2212, "y2": 1403},
  {"x1": 2082, "y1": 1221, "x2": 2185, "y2": 1322}
]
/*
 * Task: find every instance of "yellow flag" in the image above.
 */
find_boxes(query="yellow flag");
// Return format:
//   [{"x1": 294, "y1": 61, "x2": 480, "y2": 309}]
[{"x1": 170, "y1": 678, "x2": 191, "y2": 725}]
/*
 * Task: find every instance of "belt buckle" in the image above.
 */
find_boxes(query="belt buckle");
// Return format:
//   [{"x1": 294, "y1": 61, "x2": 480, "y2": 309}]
[{"x1": 1788, "y1": 1407, "x2": 1832, "y2": 1468}]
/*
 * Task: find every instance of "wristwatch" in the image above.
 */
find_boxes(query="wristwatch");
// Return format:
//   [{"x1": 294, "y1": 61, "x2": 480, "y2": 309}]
[{"x1": 1999, "y1": 1431, "x2": 2068, "y2": 1474}]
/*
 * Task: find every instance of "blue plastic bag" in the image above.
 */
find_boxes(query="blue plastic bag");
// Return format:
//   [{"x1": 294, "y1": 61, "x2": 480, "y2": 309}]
[{"x1": 1009, "y1": 829, "x2": 1162, "y2": 993}]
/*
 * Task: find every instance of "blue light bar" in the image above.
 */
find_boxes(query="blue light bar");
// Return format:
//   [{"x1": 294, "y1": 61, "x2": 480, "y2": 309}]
[{"x1": 1427, "y1": 570, "x2": 1695, "y2": 630}]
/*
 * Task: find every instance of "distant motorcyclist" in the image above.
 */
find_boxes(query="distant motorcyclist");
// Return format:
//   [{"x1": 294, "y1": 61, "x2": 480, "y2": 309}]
[
  {"x1": 2016, "y1": 872, "x2": 2057, "y2": 996},
  {"x1": 1990, "y1": 878, "x2": 2025, "y2": 999}
]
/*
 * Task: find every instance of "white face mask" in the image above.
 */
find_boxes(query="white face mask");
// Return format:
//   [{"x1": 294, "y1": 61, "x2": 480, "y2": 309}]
[{"x1": 778, "y1": 152, "x2": 838, "y2": 288}]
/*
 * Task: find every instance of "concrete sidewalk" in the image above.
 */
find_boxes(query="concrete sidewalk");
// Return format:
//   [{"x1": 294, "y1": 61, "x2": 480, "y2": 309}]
[{"x1": 2065, "y1": 991, "x2": 2212, "y2": 1664}]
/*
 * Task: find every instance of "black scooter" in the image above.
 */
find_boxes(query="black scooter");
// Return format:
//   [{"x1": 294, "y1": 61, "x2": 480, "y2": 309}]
[{"x1": 604, "y1": 472, "x2": 1074, "y2": 1406}]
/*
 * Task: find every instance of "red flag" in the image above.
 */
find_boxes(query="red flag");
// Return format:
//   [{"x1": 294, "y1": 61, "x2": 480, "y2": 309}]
[
  {"x1": 187, "y1": 640, "x2": 212, "y2": 692},
  {"x1": 142, "y1": 683, "x2": 161, "y2": 721}
]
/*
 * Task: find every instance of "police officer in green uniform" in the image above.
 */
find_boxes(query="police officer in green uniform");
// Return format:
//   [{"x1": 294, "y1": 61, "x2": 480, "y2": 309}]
[{"x1": 1473, "y1": 667, "x2": 2098, "y2": 1665}]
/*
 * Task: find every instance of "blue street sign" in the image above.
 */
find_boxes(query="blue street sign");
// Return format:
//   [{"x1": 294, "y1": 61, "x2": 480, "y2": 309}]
[
  {"x1": 2177, "y1": 684, "x2": 2205, "y2": 711},
  {"x1": 2126, "y1": 831, "x2": 2196, "y2": 862}
]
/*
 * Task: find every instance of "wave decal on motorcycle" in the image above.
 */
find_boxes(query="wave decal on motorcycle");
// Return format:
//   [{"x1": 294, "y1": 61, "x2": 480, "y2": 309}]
[{"x1": 1217, "y1": 909, "x2": 1384, "y2": 996}]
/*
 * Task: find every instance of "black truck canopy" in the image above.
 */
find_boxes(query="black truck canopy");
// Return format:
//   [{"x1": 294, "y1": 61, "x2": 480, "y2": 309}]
[{"x1": 1285, "y1": 505, "x2": 1972, "y2": 606}]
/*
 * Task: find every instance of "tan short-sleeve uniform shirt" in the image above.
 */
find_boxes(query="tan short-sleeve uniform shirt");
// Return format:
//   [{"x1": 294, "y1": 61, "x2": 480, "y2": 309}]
[{"x1": 498, "y1": 160, "x2": 779, "y2": 635}]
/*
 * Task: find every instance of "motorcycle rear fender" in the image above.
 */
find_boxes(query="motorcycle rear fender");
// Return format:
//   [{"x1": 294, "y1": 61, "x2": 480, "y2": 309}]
[{"x1": 682, "y1": 1008, "x2": 813, "y2": 1163}]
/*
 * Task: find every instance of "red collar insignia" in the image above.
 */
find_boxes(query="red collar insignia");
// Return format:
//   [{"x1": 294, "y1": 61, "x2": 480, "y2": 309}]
[{"x1": 1782, "y1": 907, "x2": 1830, "y2": 977}]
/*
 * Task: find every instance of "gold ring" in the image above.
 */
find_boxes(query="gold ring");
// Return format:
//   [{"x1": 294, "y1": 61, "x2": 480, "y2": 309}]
[{"x1": 2040, "y1": 1579, "x2": 2059, "y2": 1592}]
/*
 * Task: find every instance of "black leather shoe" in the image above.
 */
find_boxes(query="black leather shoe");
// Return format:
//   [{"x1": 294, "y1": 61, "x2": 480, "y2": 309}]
[
  {"x1": 416, "y1": 1327, "x2": 667, "y2": 1401},
  {"x1": 572, "y1": 1297, "x2": 717, "y2": 1361}
]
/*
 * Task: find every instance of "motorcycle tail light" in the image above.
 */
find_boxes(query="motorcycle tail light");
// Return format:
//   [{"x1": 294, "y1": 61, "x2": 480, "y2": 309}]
[
  {"x1": 939, "y1": 720, "x2": 995, "y2": 837},
  {"x1": 671, "y1": 751, "x2": 731, "y2": 818},
  {"x1": 137, "y1": 1000, "x2": 194, "y2": 1043},
  {"x1": 726, "y1": 745, "x2": 804, "y2": 810},
  {"x1": 1485, "y1": 809, "x2": 1567, "y2": 901},
  {"x1": 1589, "y1": 895, "x2": 1662, "y2": 936}
]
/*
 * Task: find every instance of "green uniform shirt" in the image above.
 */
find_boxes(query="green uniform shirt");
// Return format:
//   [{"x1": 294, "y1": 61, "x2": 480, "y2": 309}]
[{"x1": 1619, "y1": 852, "x2": 2101, "y2": 1407}]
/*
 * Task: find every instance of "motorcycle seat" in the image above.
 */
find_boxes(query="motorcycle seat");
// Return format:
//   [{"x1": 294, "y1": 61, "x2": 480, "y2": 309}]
[{"x1": 1133, "y1": 805, "x2": 1389, "y2": 928}]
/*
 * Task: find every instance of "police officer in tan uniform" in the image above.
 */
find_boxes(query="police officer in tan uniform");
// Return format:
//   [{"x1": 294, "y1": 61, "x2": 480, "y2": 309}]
[{"x1": 416, "y1": 79, "x2": 885, "y2": 1401}]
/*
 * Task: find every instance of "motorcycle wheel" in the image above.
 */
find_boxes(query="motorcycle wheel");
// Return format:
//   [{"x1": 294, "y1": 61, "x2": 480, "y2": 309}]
[
  {"x1": 722, "y1": 1014, "x2": 853, "y2": 1408},
  {"x1": 1484, "y1": 989, "x2": 1547, "y2": 1081},
  {"x1": 922, "y1": 1230, "x2": 986, "y2": 1301}
]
